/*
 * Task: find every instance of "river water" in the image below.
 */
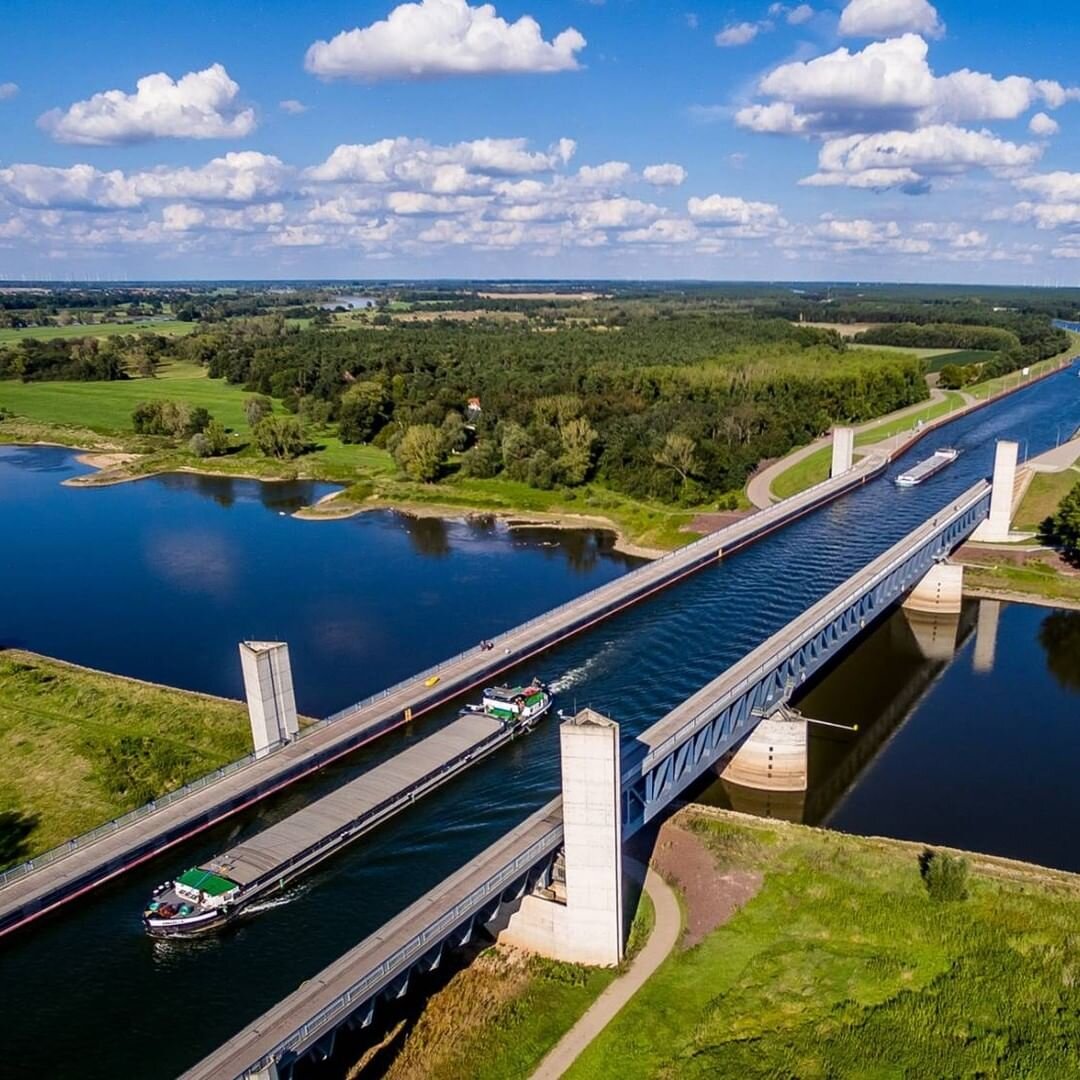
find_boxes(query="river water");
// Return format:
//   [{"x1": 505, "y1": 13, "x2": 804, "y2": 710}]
[{"x1": 1, "y1": 364, "x2": 1079, "y2": 1078}]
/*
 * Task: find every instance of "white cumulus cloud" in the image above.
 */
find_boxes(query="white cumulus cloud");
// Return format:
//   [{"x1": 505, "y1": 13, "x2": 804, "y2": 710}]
[
  {"x1": 688, "y1": 194, "x2": 785, "y2": 231},
  {"x1": 304, "y1": 0, "x2": 585, "y2": 81},
  {"x1": 737, "y1": 35, "x2": 1075, "y2": 136},
  {"x1": 1029, "y1": 112, "x2": 1060, "y2": 136},
  {"x1": 279, "y1": 99, "x2": 309, "y2": 115},
  {"x1": 38, "y1": 64, "x2": 256, "y2": 145},
  {"x1": 839, "y1": 0, "x2": 944, "y2": 39},
  {"x1": 715, "y1": 22, "x2": 760, "y2": 47},
  {"x1": 0, "y1": 82, "x2": 18, "y2": 101},
  {"x1": 307, "y1": 137, "x2": 573, "y2": 191},
  {"x1": 132, "y1": 152, "x2": 290, "y2": 203},
  {"x1": 0, "y1": 163, "x2": 140, "y2": 210},
  {"x1": 643, "y1": 163, "x2": 687, "y2": 187},
  {"x1": 801, "y1": 124, "x2": 1042, "y2": 191}
]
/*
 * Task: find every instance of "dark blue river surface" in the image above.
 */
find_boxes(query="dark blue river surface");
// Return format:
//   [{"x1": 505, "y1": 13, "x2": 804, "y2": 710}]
[{"x1": 0, "y1": 364, "x2": 1078, "y2": 1079}]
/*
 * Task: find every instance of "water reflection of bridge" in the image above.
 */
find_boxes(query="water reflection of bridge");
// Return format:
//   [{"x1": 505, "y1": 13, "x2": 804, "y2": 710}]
[{"x1": 706, "y1": 599, "x2": 983, "y2": 824}]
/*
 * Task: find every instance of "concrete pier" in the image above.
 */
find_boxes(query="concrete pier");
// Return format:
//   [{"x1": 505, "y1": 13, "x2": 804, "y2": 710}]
[
  {"x1": 971, "y1": 440, "x2": 1020, "y2": 542},
  {"x1": 903, "y1": 562, "x2": 964, "y2": 616},
  {"x1": 500, "y1": 710, "x2": 625, "y2": 966},
  {"x1": 720, "y1": 712, "x2": 807, "y2": 792},
  {"x1": 240, "y1": 642, "x2": 299, "y2": 756},
  {"x1": 831, "y1": 426, "x2": 855, "y2": 478}
]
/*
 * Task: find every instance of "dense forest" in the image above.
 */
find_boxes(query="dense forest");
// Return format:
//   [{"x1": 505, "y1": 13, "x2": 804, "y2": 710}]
[
  {"x1": 852, "y1": 318, "x2": 1066, "y2": 365},
  {"x1": 3, "y1": 283, "x2": 1074, "y2": 504},
  {"x1": 0, "y1": 311, "x2": 925, "y2": 501}
]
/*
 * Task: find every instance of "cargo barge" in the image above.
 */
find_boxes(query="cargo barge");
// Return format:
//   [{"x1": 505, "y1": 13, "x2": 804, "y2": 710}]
[
  {"x1": 896, "y1": 448, "x2": 959, "y2": 487},
  {"x1": 144, "y1": 683, "x2": 551, "y2": 937}
]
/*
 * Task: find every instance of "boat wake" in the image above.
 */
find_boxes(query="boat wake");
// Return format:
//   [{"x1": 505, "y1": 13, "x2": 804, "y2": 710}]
[
  {"x1": 549, "y1": 642, "x2": 616, "y2": 694},
  {"x1": 244, "y1": 885, "x2": 310, "y2": 915}
]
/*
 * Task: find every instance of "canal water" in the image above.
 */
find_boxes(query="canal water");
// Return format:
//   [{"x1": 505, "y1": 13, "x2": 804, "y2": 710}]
[{"x1": 0, "y1": 363, "x2": 1078, "y2": 1078}]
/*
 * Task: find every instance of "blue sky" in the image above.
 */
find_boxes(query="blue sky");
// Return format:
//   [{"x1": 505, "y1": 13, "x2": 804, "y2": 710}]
[{"x1": 1, "y1": 0, "x2": 1078, "y2": 281}]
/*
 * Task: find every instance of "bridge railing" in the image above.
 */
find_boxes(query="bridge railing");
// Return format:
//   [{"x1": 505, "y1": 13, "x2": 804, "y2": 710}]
[
  {"x1": 0, "y1": 452, "x2": 875, "y2": 893},
  {"x1": 234, "y1": 816, "x2": 564, "y2": 1079},
  {"x1": 318, "y1": 455, "x2": 881, "y2": 728},
  {"x1": 631, "y1": 480, "x2": 991, "y2": 782}
]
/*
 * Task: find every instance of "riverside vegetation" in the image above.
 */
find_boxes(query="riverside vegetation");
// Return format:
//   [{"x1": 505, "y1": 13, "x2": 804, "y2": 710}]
[
  {"x1": 373, "y1": 808, "x2": 1080, "y2": 1080},
  {"x1": 0, "y1": 284, "x2": 1074, "y2": 548},
  {"x1": 0, "y1": 650, "x2": 250, "y2": 868}
]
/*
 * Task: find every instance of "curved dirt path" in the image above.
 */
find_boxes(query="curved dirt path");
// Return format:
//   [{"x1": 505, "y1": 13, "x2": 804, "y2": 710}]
[{"x1": 530, "y1": 861, "x2": 681, "y2": 1080}]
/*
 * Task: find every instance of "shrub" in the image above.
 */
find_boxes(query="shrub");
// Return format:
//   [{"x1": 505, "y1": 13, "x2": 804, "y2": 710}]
[
  {"x1": 243, "y1": 395, "x2": 272, "y2": 428},
  {"x1": 920, "y1": 849, "x2": 969, "y2": 901},
  {"x1": 188, "y1": 433, "x2": 212, "y2": 458},
  {"x1": 459, "y1": 441, "x2": 502, "y2": 479},
  {"x1": 253, "y1": 415, "x2": 307, "y2": 459},
  {"x1": 1040, "y1": 479, "x2": 1080, "y2": 563},
  {"x1": 131, "y1": 400, "x2": 209, "y2": 438},
  {"x1": 394, "y1": 423, "x2": 447, "y2": 482},
  {"x1": 204, "y1": 419, "x2": 230, "y2": 456}
]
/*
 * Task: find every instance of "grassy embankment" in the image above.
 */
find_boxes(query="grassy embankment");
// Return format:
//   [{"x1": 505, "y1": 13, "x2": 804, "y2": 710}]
[
  {"x1": 770, "y1": 391, "x2": 966, "y2": 500},
  {"x1": 770, "y1": 338, "x2": 1078, "y2": 501},
  {"x1": 0, "y1": 650, "x2": 250, "y2": 867},
  {"x1": 959, "y1": 466, "x2": 1080, "y2": 607},
  {"x1": 0, "y1": 361, "x2": 719, "y2": 551},
  {"x1": 363, "y1": 888, "x2": 654, "y2": 1080},
  {"x1": 391, "y1": 808, "x2": 1080, "y2": 1080}
]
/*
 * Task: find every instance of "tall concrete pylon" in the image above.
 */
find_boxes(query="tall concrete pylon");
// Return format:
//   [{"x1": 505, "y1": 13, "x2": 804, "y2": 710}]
[
  {"x1": 971, "y1": 440, "x2": 1020, "y2": 542},
  {"x1": 831, "y1": 426, "x2": 855, "y2": 478},
  {"x1": 239, "y1": 641, "x2": 299, "y2": 756},
  {"x1": 497, "y1": 709, "x2": 625, "y2": 966}
]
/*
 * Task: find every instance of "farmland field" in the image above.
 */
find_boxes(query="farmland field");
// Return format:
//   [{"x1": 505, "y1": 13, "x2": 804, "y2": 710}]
[{"x1": 0, "y1": 320, "x2": 194, "y2": 345}]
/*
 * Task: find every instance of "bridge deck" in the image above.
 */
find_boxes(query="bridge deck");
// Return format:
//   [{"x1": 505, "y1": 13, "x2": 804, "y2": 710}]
[
  {"x1": 633, "y1": 482, "x2": 990, "y2": 766},
  {"x1": 208, "y1": 713, "x2": 504, "y2": 887},
  {"x1": 0, "y1": 455, "x2": 882, "y2": 938},
  {"x1": 182, "y1": 800, "x2": 565, "y2": 1080}
]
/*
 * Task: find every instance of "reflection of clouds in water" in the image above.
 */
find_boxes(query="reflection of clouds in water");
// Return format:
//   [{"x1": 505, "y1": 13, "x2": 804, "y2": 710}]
[{"x1": 143, "y1": 529, "x2": 235, "y2": 594}]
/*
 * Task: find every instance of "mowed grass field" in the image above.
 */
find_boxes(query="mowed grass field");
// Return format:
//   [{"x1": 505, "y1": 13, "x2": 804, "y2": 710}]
[
  {"x1": 848, "y1": 342, "x2": 959, "y2": 359},
  {"x1": 770, "y1": 391, "x2": 966, "y2": 500},
  {"x1": 381, "y1": 808, "x2": 1080, "y2": 1079},
  {"x1": 1015, "y1": 468, "x2": 1080, "y2": 530},
  {"x1": 0, "y1": 361, "x2": 258, "y2": 433},
  {"x1": 565, "y1": 811, "x2": 1080, "y2": 1079},
  {"x1": 0, "y1": 320, "x2": 194, "y2": 344},
  {"x1": 0, "y1": 650, "x2": 250, "y2": 866}
]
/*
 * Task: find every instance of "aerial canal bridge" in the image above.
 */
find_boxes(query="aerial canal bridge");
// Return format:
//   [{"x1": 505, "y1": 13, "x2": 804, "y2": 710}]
[
  {"x1": 183, "y1": 474, "x2": 994, "y2": 1080},
  {"x1": 0, "y1": 443, "x2": 886, "y2": 940}
]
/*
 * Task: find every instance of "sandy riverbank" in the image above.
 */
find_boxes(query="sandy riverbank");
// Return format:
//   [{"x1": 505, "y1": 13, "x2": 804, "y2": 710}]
[{"x1": 961, "y1": 586, "x2": 1080, "y2": 612}]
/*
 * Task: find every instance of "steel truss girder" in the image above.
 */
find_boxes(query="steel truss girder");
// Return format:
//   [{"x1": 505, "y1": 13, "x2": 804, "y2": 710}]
[{"x1": 621, "y1": 490, "x2": 989, "y2": 835}]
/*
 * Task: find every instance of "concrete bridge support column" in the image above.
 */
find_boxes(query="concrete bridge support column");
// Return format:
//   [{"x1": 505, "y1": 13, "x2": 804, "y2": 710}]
[
  {"x1": 720, "y1": 712, "x2": 808, "y2": 793},
  {"x1": 971, "y1": 440, "x2": 1020, "y2": 542},
  {"x1": 497, "y1": 709, "x2": 625, "y2": 967},
  {"x1": 239, "y1": 641, "x2": 299, "y2": 756},
  {"x1": 902, "y1": 562, "x2": 963, "y2": 616},
  {"x1": 831, "y1": 426, "x2": 855, "y2": 478}
]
